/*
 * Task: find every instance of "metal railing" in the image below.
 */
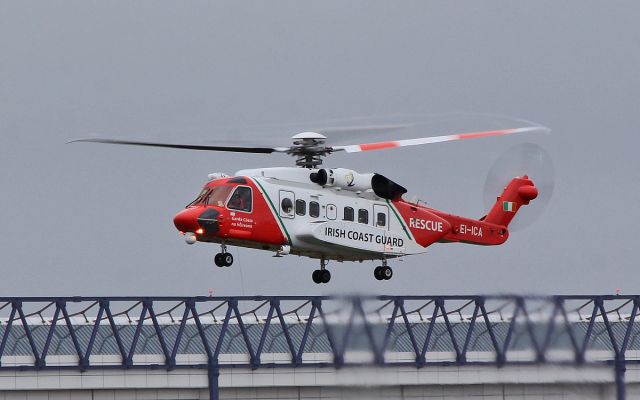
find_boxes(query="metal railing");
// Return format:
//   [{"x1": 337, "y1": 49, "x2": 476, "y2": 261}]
[{"x1": 0, "y1": 295, "x2": 637, "y2": 399}]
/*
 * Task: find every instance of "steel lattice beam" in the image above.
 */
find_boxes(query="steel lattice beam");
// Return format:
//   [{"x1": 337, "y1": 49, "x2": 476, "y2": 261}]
[{"x1": 0, "y1": 295, "x2": 636, "y2": 400}]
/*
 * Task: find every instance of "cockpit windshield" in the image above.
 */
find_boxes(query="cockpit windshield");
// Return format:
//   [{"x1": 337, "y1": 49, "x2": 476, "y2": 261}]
[
  {"x1": 187, "y1": 185, "x2": 234, "y2": 207},
  {"x1": 187, "y1": 188, "x2": 210, "y2": 207}
]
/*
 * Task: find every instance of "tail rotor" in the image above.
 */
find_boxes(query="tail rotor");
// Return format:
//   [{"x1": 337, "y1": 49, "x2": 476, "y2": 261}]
[{"x1": 483, "y1": 143, "x2": 555, "y2": 231}]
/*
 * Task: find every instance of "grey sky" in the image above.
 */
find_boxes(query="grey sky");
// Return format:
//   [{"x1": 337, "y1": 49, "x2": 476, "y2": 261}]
[{"x1": 1, "y1": 1, "x2": 638, "y2": 296}]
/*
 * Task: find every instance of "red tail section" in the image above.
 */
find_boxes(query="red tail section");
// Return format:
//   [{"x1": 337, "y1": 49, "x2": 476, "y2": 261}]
[{"x1": 484, "y1": 176, "x2": 538, "y2": 227}]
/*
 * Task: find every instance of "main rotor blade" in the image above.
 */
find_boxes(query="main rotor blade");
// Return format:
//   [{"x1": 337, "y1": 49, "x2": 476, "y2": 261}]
[
  {"x1": 69, "y1": 138, "x2": 287, "y2": 154},
  {"x1": 312, "y1": 123, "x2": 415, "y2": 135},
  {"x1": 332, "y1": 126, "x2": 548, "y2": 153}
]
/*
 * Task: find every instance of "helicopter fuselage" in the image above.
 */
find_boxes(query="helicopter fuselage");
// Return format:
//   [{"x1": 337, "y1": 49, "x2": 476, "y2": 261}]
[{"x1": 173, "y1": 167, "x2": 532, "y2": 263}]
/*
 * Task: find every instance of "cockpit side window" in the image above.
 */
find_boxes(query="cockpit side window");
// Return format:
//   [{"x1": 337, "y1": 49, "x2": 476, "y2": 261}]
[{"x1": 227, "y1": 186, "x2": 253, "y2": 212}]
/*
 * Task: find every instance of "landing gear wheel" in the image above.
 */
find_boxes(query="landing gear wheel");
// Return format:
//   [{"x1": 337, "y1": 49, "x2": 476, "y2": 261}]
[
  {"x1": 382, "y1": 266, "x2": 393, "y2": 280},
  {"x1": 214, "y1": 253, "x2": 225, "y2": 267},
  {"x1": 312, "y1": 270, "x2": 322, "y2": 284},
  {"x1": 312, "y1": 257, "x2": 331, "y2": 284},
  {"x1": 320, "y1": 269, "x2": 331, "y2": 283},
  {"x1": 374, "y1": 266, "x2": 393, "y2": 280},
  {"x1": 312, "y1": 269, "x2": 331, "y2": 284},
  {"x1": 222, "y1": 253, "x2": 233, "y2": 267}
]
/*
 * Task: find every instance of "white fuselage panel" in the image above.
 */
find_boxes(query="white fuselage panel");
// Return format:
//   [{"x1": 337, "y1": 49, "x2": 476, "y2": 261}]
[{"x1": 241, "y1": 168, "x2": 425, "y2": 261}]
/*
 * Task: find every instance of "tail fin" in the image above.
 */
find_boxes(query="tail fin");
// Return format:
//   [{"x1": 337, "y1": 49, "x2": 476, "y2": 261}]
[{"x1": 483, "y1": 176, "x2": 538, "y2": 227}]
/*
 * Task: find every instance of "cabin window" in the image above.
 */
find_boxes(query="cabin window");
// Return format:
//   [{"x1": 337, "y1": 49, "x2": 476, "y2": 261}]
[
  {"x1": 343, "y1": 207, "x2": 354, "y2": 221},
  {"x1": 227, "y1": 186, "x2": 252, "y2": 212},
  {"x1": 296, "y1": 199, "x2": 306, "y2": 216},
  {"x1": 309, "y1": 201, "x2": 320, "y2": 218},
  {"x1": 358, "y1": 209, "x2": 369, "y2": 224},
  {"x1": 377, "y1": 212, "x2": 386, "y2": 227},
  {"x1": 281, "y1": 198, "x2": 293, "y2": 214}
]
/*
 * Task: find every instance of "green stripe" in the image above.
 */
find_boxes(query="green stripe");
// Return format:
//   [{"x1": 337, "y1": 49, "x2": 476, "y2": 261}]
[
  {"x1": 252, "y1": 178, "x2": 292, "y2": 244},
  {"x1": 386, "y1": 199, "x2": 413, "y2": 241}
]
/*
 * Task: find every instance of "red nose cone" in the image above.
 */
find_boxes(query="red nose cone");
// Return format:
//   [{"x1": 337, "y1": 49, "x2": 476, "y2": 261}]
[{"x1": 173, "y1": 208, "x2": 200, "y2": 232}]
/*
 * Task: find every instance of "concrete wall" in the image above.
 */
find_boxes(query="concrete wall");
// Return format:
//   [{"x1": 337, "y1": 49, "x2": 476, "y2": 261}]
[
  {"x1": 0, "y1": 363, "x2": 634, "y2": 399},
  {"x1": 0, "y1": 384, "x2": 630, "y2": 400}
]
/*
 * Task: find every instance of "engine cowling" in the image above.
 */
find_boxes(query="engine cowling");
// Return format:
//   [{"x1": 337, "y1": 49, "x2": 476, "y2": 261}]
[{"x1": 309, "y1": 168, "x2": 407, "y2": 200}]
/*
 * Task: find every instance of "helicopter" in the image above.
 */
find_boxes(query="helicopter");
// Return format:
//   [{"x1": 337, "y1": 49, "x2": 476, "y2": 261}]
[{"x1": 72, "y1": 126, "x2": 544, "y2": 284}]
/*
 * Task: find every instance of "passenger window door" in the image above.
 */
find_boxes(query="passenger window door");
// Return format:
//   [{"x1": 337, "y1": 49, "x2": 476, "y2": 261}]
[
  {"x1": 373, "y1": 204, "x2": 389, "y2": 230},
  {"x1": 326, "y1": 204, "x2": 337, "y2": 220},
  {"x1": 279, "y1": 190, "x2": 295, "y2": 219}
]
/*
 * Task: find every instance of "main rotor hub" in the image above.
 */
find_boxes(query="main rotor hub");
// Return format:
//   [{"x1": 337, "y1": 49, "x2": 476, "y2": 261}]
[
  {"x1": 288, "y1": 132, "x2": 332, "y2": 168},
  {"x1": 291, "y1": 131, "x2": 328, "y2": 143}
]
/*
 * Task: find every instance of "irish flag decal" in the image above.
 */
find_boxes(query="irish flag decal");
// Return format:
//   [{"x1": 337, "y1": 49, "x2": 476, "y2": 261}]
[{"x1": 503, "y1": 201, "x2": 516, "y2": 212}]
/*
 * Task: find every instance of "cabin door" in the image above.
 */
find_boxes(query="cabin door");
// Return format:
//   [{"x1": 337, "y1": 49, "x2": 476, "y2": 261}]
[{"x1": 279, "y1": 190, "x2": 295, "y2": 219}]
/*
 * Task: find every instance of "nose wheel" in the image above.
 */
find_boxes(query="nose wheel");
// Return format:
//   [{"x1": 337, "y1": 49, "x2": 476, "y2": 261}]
[
  {"x1": 312, "y1": 258, "x2": 331, "y2": 284},
  {"x1": 214, "y1": 243, "x2": 233, "y2": 267},
  {"x1": 214, "y1": 252, "x2": 233, "y2": 267},
  {"x1": 374, "y1": 260, "x2": 393, "y2": 281}
]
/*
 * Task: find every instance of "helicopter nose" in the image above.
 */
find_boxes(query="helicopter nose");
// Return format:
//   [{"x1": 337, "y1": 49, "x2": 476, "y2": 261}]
[{"x1": 173, "y1": 208, "x2": 200, "y2": 233}]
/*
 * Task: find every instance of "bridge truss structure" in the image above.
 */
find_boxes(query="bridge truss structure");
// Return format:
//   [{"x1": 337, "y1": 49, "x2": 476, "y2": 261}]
[{"x1": 0, "y1": 295, "x2": 638, "y2": 399}]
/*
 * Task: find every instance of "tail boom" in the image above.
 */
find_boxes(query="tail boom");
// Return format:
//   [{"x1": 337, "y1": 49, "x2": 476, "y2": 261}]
[
  {"x1": 433, "y1": 176, "x2": 537, "y2": 246},
  {"x1": 390, "y1": 176, "x2": 537, "y2": 248},
  {"x1": 433, "y1": 211, "x2": 509, "y2": 245}
]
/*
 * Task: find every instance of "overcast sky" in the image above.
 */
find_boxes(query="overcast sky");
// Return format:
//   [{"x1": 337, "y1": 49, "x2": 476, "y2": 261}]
[{"x1": 1, "y1": 1, "x2": 638, "y2": 297}]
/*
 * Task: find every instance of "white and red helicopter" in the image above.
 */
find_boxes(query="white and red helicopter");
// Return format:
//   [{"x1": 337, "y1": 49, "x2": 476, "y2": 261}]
[{"x1": 73, "y1": 126, "x2": 545, "y2": 284}]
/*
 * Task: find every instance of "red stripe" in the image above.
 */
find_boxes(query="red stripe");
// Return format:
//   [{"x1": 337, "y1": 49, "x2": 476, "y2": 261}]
[
  {"x1": 359, "y1": 141, "x2": 400, "y2": 151},
  {"x1": 456, "y1": 129, "x2": 515, "y2": 140}
]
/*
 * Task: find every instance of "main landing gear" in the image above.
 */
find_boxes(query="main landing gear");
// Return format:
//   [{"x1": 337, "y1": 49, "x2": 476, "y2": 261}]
[
  {"x1": 312, "y1": 258, "x2": 331, "y2": 284},
  {"x1": 214, "y1": 243, "x2": 233, "y2": 268},
  {"x1": 374, "y1": 259, "x2": 393, "y2": 281}
]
